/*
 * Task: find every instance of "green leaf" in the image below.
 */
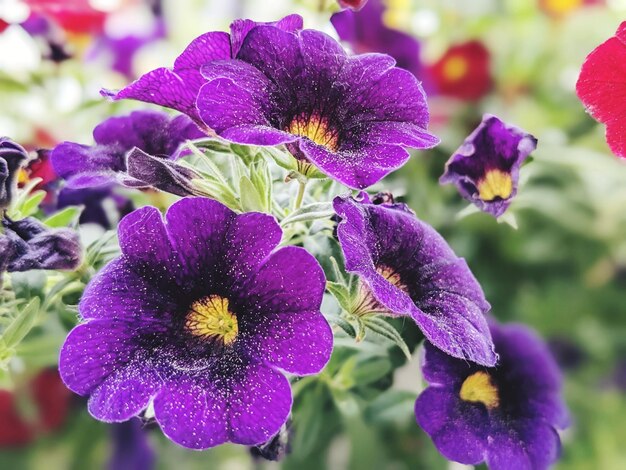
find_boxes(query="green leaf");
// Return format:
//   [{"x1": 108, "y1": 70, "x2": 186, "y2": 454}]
[
  {"x1": 326, "y1": 281, "x2": 351, "y2": 312},
  {"x1": 362, "y1": 316, "x2": 412, "y2": 361},
  {"x1": 352, "y1": 356, "x2": 392, "y2": 386},
  {"x1": 280, "y1": 202, "x2": 334, "y2": 226},
  {"x1": 249, "y1": 158, "x2": 272, "y2": 212},
  {"x1": 44, "y1": 206, "x2": 82, "y2": 228},
  {"x1": 0, "y1": 297, "x2": 41, "y2": 349},
  {"x1": 333, "y1": 316, "x2": 357, "y2": 338},
  {"x1": 20, "y1": 190, "x2": 46, "y2": 217},
  {"x1": 239, "y1": 175, "x2": 264, "y2": 212}
]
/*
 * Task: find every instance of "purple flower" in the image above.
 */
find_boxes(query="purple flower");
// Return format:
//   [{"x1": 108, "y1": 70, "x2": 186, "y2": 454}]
[
  {"x1": 333, "y1": 194, "x2": 496, "y2": 366},
  {"x1": 196, "y1": 21, "x2": 438, "y2": 189},
  {"x1": 1, "y1": 137, "x2": 29, "y2": 211},
  {"x1": 415, "y1": 321, "x2": 569, "y2": 470},
  {"x1": 109, "y1": 420, "x2": 155, "y2": 470},
  {"x1": 50, "y1": 110, "x2": 203, "y2": 195},
  {"x1": 0, "y1": 217, "x2": 82, "y2": 273},
  {"x1": 103, "y1": 15, "x2": 304, "y2": 127},
  {"x1": 331, "y1": 0, "x2": 428, "y2": 84},
  {"x1": 440, "y1": 115, "x2": 537, "y2": 218},
  {"x1": 59, "y1": 197, "x2": 333, "y2": 449}
]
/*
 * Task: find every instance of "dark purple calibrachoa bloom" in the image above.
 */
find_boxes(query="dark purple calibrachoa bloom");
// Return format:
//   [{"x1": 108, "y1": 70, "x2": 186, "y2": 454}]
[
  {"x1": 59, "y1": 197, "x2": 333, "y2": 449},
  {"x1": 103, "y1": 15, "x2": 304, "y2": 126},
  {"x1": 50, "y1": 110, "x2": 203, "y2": 193},
  {"x1": 333, "y1": 194, "x2": 496, "y2": 366},
  {"x1": 197, "y1": 20, "x2": 438, "y2": 189},
  {"x1": 415, "y1": 321, "x2": 569, "y2": 470},
  {"x1": 439, "y1": 115, "x2": 537, "y2": 218}
]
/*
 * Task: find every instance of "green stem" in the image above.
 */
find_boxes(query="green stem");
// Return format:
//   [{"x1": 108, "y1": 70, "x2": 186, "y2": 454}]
[{"x1": 294, "y1": 180, "x2": 307, "y2": 210}]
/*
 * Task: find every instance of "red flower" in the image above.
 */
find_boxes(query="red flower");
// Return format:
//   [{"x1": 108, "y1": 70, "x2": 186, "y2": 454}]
[
  {"x1": 0, "y1": 369, "x2": 72, "y2": 448},
  {"x1": 338, "y1": 0, "x2": 369, "y2": 11},
  {"x1": 429, "y1": 41, "x2": 492, "y2": 101},
  {"x1": 24, "y1": 0, "x2": 106, "y2": 34},
  {"x1": 576, "y1": 22, "x2": 626, "y2": 159}
]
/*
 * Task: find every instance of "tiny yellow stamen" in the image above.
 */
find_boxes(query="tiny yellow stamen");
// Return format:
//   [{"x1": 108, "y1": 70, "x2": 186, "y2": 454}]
[
  {"x1": 17, "y1": 168, "x2": 29, "y2": 185},
  {"x1": 460, "y1": 371, "x2": 500, "y2": 409},
  {"x1": 376, "y1": 265, "x2": 407, "y2": 289},
  {"x1": 442, "y1": 55, "x2": 469, "y2": 82},
  {"x1": 287, "y1": 113, "x2": 339, "y2": 151},
  {"x1": 476, "y1": 169, "x2": 513, "y2": 201},
  {"x1": 185, "y1": 295, "x2": 238, "y2": 345}
]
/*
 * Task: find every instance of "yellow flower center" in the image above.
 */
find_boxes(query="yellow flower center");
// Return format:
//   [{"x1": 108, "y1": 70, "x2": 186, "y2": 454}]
[
  {"x1": 185, "y1": 295, "x2": 238, "y2": 345},
  {"x1": 287, "y1": 114, "x2": 339, "y2": 151},
  {"x1": 541, "y1": 0, "x2": 583, "y2": 15},
  {"x1": 459, "y1": 371, "x2": 500, "y2": 409},
  {"x1": 376, "y1": 265, "x2": 406, "y2": 289},
  {"x1": 476, "y1": 169, "x2": 513, "y2": 201},
  {"x1": 442, "y1": 55, "x2": 469, "y2": 82}
]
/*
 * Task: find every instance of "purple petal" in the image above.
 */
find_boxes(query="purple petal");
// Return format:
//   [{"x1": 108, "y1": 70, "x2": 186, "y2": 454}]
[
  {"x1": 79, "y1": 257, "x2": 179, "y2": 324},
  {"x1": 104, "y1": 32, "x2": 231, "y2": 122},
  {"x1": 117, "y1": 205, "x2": 185, "y2": 292},
  {"x1": 299, "y1": 140, "x2": 411, "y2": 189},
  {"x1": 414, "y1": 388, "x2": 488, "y2": 465},
  {"x1": 88, "y1": 356, "x2": 162, "y2": 422},
  {"x1": 240, "y1": 246, "x2": 332, "y2": 375},
  {"x1": 154, "y1": 362, "x2": 291, "y2": 449},
  {"x1": 229, "y1": 14, "x2": 303, "y2": 57},
  {"x1": 59, "y1": 320, "x2": 142, "y2": 396}
]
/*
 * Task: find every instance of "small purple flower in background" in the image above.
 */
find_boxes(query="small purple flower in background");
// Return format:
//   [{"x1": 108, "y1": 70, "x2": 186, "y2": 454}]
[
  {"x1": 109, "y1": 420, "x2": 155, "y2": 470},
  {"x1": 59, "y1": 197, "x2": 333, "y2": 449},
  {"x1": 1, "y1": 137, "x2": 29, "y2": 211},
  {"x1": 51, "y1": 110, "x2": 203, "y2": 196},
  {"x1": 440, "y1": 115, "x2": 537, "y2": 218},
  {"x1": 333, "y1": 194, "x2": 496, "y2": 366},
  {"x1": 331, "y1": 0, "x2": 429, "y2": 86},
  {"x1": 415, "y1": 321, "x2": 569, "y2": 470},
  {"x1": 103, "y1": 15, "x2": 303, "y2": 127}
]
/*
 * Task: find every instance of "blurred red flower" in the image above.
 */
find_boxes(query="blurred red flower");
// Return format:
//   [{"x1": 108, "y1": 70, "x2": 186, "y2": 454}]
[
  {"x1": 0, "y1": 369, "x2": 72, "y2": 447},
  {"x1": 576, "y1": 22, "x2": 626, "y2": 159},
  {"x1": 429, "y1": 41, "x2": 493, "y2": 101},
  {"x1": 338, "y1": 0, "x2": 369, "y2": 11},
  {"x1": 24, "y1": 0, "x2": 106, "y2": 34}
]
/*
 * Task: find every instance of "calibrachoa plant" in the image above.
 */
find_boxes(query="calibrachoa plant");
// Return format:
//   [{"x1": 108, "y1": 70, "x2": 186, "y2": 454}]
[{"x1": 4, "y1": 7, "x2": 602, "y2": 469}]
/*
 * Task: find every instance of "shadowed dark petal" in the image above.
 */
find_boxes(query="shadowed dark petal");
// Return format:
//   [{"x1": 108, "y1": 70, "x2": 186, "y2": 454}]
[
  {"x1": 88, "y1": 357, "x2": 163, "y2": 422},
  {"x1": 123, "y1": 148, "x2": 200, "y2": 197},
  {"x1": 240, "y1": 246, "x2": 331, "y2": 375},
  {"x1": 59, "y1": 320, "x2": 143, "y2": 396},
  {"x1": 79, "y1": 257, "x2": 179, "y2": 323},
  {"x1": 334, "y1": 195, "x2": 495, "y2": 365},
  {"x1": 51, "y1": 142, "x2": 121, "y2": 184},
  {"x1": 3, "y1": 217, "x2": 82, "y2": 272},
  {"x1": 103, "y1": 32, "x2": 231, "y2": 122},
  {"x1": 117, "y1": 206, "x2": 185, "y2": 292},
  {"x1": 300, "y1": 140, "x2": 410, "y2": 189},
  {"x1": 440, "y1": 115, "x2": 537, "y2": 218},
  {"x1": 154, "y1": 362, "x2": 291, "y2": 448},
  {"x1": 486, "y1": 421, "x2": 561, "y2": 470},
  {"x1": 1, "y1": 137, "x2": 29, "y2": 210}
]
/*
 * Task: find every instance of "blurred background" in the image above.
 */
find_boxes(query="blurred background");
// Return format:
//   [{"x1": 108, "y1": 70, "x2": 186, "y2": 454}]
[{"x1": 0, "y1": 0, "x2": 625, "y2": 469}]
